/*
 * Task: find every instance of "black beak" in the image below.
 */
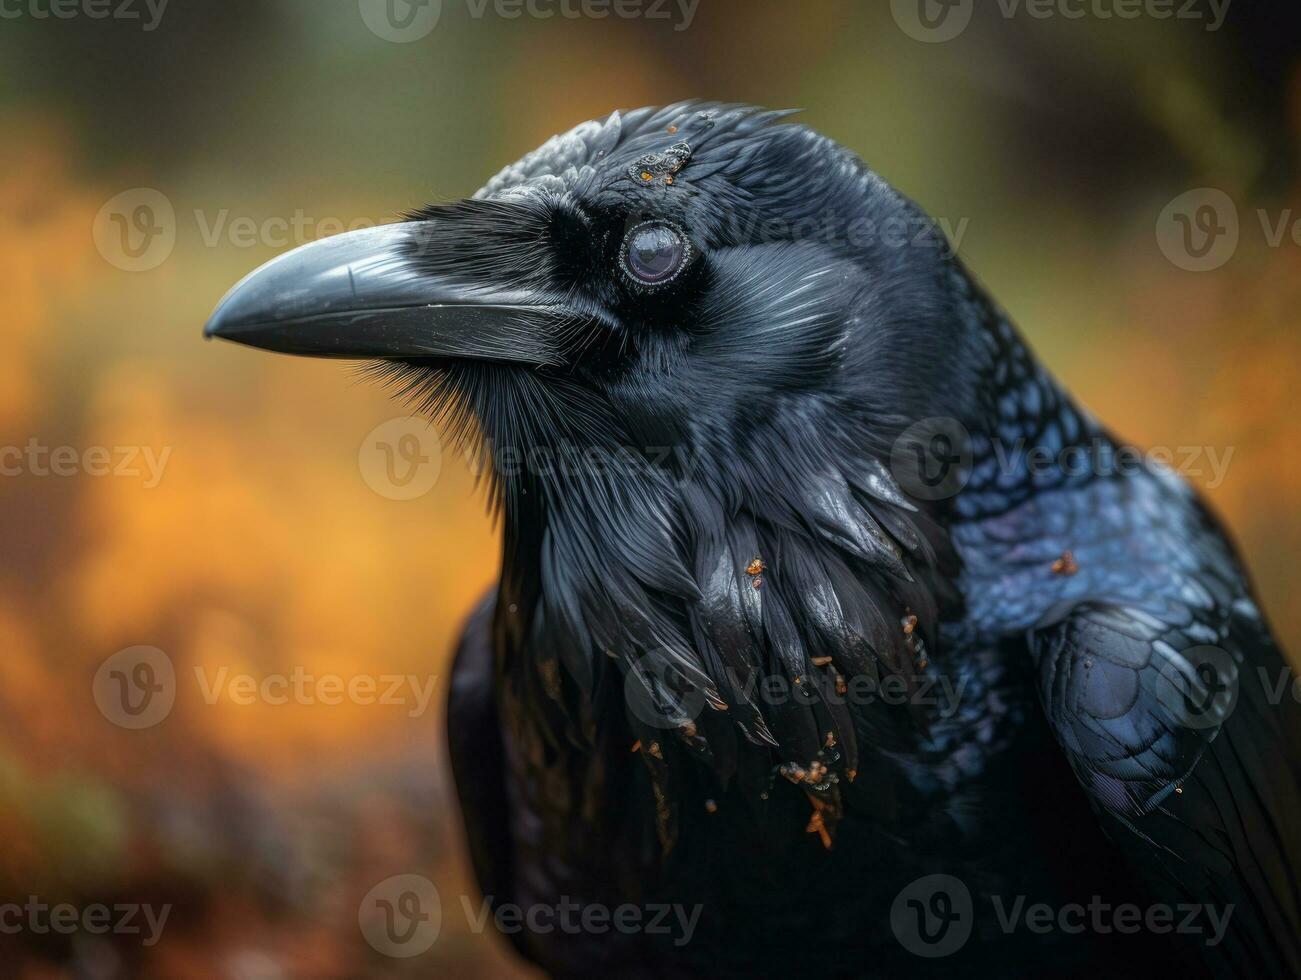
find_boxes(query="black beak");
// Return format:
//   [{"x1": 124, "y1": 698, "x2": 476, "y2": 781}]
[{"x1": 204, "y1": 221, "x2": 571, "y2": 366}]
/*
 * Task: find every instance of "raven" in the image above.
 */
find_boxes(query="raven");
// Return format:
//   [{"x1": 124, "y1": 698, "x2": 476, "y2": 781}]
[{"x1": 205, "y1": 103, "x2": 1301, "y2": 978}]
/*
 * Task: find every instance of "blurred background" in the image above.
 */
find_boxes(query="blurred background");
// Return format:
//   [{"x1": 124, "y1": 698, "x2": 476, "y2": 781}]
[{"x1": 0, "y1": 1, "x2": 1298, "y2": 976}]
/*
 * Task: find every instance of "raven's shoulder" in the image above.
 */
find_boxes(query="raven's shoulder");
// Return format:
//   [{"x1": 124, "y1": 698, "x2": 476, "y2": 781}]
[{"x1": 1028, "y1": 592, "x2": 1301, "y2": 976}]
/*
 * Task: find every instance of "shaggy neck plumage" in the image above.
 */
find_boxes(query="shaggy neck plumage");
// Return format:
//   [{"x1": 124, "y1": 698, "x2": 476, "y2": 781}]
[{"x1": 483, "y1": 370, "x2": 964, "y2": 846}]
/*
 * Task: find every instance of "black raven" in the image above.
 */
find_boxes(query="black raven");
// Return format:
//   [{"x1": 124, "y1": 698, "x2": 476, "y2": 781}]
[{"x1": 205, "y1": 103, "x2": 1301, "y2": 978}]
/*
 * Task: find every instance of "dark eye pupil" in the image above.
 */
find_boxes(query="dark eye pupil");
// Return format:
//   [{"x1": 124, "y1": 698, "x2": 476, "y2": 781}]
[{"x1": 625, "y1": 224, "x2": 687, "y2": 285}]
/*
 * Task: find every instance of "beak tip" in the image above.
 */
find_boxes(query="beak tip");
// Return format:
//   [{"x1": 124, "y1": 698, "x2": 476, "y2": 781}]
[
  {"x1": 203, "y1": 313, "x2": 234, "y2": 343},
  {"x1": 204, "y1": 292, "x2": 254, "y2": 344},
  {"x1": 204, "y1": 289, "x2": 236, "y2": 340}
]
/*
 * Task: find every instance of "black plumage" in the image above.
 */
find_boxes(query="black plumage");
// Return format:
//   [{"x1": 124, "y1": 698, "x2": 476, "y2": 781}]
[{"x1": 205, "y1": 102, "x2": 1301, "y2": 978}]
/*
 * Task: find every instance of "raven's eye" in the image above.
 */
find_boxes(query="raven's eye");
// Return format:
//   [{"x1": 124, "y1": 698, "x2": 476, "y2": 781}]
[{"x1": 621, "y1": 221, "x2": 691, "y2": 288}]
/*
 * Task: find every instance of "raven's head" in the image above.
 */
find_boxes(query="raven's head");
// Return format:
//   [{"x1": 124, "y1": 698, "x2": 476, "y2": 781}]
[{"x1": 207, "y1": 102, "x2": 999, "y2": 845}]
